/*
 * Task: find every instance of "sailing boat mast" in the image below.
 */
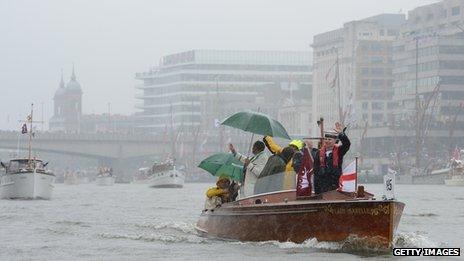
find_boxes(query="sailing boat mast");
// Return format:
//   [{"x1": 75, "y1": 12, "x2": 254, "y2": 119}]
[{"x1": 28, "y1": 103, "x2": 34, "y2": 167}]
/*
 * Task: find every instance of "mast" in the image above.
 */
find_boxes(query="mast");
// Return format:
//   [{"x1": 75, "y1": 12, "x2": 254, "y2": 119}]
[
  {"x1": 28, "y1": 103, "x2": 34, "y2": 167},
  {"x1": 414, "y1": 37, "x2": 420, "y2": 169},
  {"x1": 335, "y1": 47, "x2": 342, "y2": 123}
]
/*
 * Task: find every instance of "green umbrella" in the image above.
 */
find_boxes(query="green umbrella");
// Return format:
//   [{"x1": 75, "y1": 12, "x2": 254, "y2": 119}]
[
  {"x1": 198, "y1": 153, "x2": 244, "y2": 182},
  {"x1": 221, "y1": 111, "x2": 291, "y2": 140}
]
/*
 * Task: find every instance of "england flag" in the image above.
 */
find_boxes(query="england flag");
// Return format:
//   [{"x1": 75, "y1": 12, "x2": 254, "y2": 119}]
[{"x1": 338, "y1": 160, "x2": 357, "y2": 192}]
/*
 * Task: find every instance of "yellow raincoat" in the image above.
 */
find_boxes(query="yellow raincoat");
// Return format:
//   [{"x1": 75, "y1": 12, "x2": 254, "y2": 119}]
[{"x1": 263, "y1": 136, "x2": 296, "y2": 189}]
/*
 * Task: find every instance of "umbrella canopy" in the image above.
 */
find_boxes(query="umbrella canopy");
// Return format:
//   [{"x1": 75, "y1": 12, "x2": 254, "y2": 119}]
[
  {"x1": 198, "y1": 153, "x2": 244, "y2": 182},
  {"x1": 221, "y1": 111, "x2": 291, "y2": 140}
]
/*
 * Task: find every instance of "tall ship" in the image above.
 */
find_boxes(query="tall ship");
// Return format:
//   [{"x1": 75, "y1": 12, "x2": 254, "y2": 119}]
[
  {"x1": 0, "y1": 104, "x2": 56, "y2": 199},
  {"x1": 147, "y1": 160, "x2": 185, "y2": 188}
]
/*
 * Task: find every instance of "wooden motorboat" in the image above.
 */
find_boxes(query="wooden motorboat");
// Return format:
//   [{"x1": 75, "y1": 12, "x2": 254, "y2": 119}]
[{"x1": 196, "y1": 188, "x2": 404, "y2": 249}]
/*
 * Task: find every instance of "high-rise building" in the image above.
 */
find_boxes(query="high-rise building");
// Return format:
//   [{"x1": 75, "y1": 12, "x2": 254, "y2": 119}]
[
  {"x1": 49, "y1": 67, "x2": 83, "y2": 132},
  {"x1": 135, "y1": 50, "x2": 312, "y2": 135},
  {"x1": 312, "y1": 14, "x2": 406, "y2": 133},
  {"x1": 392, "y1": 0, "x2": 464, "y2": 157}
]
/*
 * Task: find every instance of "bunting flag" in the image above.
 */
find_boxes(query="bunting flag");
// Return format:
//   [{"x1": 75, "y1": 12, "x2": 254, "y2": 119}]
[
  {"x1": 21, "y1": 123, "x2": 28, "y2": 134},
  {"x1": 338, "y1": 160, "x2": 357, "y2": 192},
  {"x1": 296, "y1": 148, "x2": 314, "y2": 197}
]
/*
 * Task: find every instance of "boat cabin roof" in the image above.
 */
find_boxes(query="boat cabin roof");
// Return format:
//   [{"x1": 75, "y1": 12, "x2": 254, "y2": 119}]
[{"x1": 9, "y1": 158, "x2": 43, "y2": 163}]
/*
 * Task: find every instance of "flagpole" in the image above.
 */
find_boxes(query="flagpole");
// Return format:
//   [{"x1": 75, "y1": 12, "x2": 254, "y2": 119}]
[{"x1": 355, "y1": 156, "x2": 358, "y2": 192}]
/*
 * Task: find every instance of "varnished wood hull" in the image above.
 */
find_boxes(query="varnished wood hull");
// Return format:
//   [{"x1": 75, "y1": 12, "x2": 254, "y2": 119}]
[{"x1": 196, "y1": 195, "x2": 404, "y2": 249}]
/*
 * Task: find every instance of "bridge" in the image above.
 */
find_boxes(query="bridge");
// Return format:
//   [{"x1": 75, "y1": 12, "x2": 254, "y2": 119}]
[
  {"x1": 0, "y1": 131, "x2": 165, "y2": 159},
  {"x1": 0, "y1": 130, "x2": 233, "y2": 181}
]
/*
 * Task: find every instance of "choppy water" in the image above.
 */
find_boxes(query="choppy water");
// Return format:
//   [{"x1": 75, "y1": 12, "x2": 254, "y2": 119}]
[{"x1": 1, "y1": 183, "x2": 463, "y2": 260}]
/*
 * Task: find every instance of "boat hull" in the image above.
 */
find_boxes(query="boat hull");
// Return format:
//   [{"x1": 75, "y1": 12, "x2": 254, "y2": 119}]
[
  {"x1": 196, "y1": 199, "x2": 404, "y2": 249},
  {"x1": 149, "y1": 171, "x2": 185, "y2": 188},
  {"x1": 445, "y1": 176, "x2": 464, "y2": 186},
  {"x1": 96, "y1": 176, "x2": 115, "y2": 186},
  {"x1": 0, "y1": 172, "x2": 55, "y2": 200}
]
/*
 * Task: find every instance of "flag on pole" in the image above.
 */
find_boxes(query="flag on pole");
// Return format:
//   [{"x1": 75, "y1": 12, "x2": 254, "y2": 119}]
[
  {"x1": 383, "y1": 168, "x2": 396, "y2": 200},
  {"x1": 26, "y1": 114, "x2": 32, "y2": 122},
  {"x1": 21, "y1": 123, "x2": 28, "y2": 134},
  {"x1": 338, "y1": 160, "x2": 357, "y2": 192}
]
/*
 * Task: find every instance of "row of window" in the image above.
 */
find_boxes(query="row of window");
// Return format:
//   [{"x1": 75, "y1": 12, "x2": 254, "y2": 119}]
[{"x1": 361, "y1": 67, "x2": 393, "y2": 76}]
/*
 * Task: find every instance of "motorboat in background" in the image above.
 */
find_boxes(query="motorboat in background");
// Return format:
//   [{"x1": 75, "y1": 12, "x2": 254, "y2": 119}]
[
  {"x1": 148, "y1": 161, "x2": 185, "y2": 188},
  {"x1": 0, "y1": 104, "x2": 55, "y2": 199},
  {"x1": 96, "y1": 167, "x2": 115, "y2": 186}
]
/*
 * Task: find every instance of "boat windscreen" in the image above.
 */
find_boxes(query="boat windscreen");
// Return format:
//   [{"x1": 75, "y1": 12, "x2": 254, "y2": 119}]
[{"x1": 254, "y1": 171, "x2": 296, "y2": 195}]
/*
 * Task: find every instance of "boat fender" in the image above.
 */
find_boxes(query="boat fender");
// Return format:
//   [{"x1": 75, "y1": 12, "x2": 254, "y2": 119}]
[{"x1": 255, "y1": 199, "x2": 262, "y2": 204}]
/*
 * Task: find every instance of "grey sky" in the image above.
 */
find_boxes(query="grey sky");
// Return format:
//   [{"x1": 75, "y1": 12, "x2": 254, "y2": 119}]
[{"x1": 0, "y1": 0, "x2": 433, "y2": 130}]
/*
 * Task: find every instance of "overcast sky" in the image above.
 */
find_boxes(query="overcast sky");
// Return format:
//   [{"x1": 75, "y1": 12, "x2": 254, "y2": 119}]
[{"x1": 0, "y1": 0, "x2": 435, "y2": 130}]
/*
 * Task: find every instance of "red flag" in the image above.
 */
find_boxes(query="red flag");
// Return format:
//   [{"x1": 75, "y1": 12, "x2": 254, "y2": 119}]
[{"x1": 296, "y1": 148, "x2": 314, "y2": 197}]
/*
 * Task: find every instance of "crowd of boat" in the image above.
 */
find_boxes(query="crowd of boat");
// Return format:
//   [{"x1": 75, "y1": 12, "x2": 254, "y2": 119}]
[{"x1": 1, "y1": 105, "x2": 462, "y2": 252}]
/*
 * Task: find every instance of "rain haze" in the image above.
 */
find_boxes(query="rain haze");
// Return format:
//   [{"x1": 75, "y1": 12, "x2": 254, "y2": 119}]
[{"x1": 1, "y1": 0, "x2": 428, "y2": 129}]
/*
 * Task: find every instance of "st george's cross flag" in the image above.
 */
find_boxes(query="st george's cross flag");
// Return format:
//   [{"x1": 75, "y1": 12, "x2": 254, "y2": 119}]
[{"x1": 338, "y1": 160, "x2": 357, "y2": 192}]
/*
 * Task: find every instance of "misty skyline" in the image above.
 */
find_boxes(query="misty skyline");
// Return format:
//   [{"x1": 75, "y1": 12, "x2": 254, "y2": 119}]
[{"x1": 0, "y1": 0, "x2": 432, "y2": 130}]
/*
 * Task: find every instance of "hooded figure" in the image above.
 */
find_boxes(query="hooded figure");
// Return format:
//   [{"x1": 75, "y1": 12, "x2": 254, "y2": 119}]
[
  {"x1": 313, "y1": 122, "x2": 351, "y2": 194},
  {"x1": 254, "y1": 147, "x2": 295, "y2": 194},
  {"x1": 263, "y1": 137, "x2": 304, "y2": 189}
]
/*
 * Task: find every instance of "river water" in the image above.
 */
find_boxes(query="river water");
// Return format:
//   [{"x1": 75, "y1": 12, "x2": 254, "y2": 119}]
[{"x1": 1, "y1": 183, "x2": 463, "y2": 260}]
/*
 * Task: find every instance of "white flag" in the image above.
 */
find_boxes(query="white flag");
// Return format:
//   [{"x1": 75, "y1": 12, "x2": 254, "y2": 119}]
[
  {"x1": 383, "y1": 169, "x2": 396, "y2": 200},
  {"x1": 338, "y1": 160, "x2": 357, "y2": 192}
]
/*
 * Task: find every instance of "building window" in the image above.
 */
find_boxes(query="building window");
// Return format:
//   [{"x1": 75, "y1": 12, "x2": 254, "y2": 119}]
[
  {"x1": 452, "y1": 6, "x2": 460, "y2": 16},
  {"x1": 362, "y1": 102, "x2": 368, "y2": 110}
]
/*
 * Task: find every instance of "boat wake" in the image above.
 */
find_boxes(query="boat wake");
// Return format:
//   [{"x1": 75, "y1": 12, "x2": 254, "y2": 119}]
[
  {"x1": 99, "y1": 222, "x2": 207, "y2": 244},
  {"x1": 393, "y1": 232, "x2": 439, "y2": 248},
  {"x1": 134, "y1": 221, "x2": 196, "y2": 234},
  {"x1": 232, "y1": 233, "x2": 439, "y2": 256}
]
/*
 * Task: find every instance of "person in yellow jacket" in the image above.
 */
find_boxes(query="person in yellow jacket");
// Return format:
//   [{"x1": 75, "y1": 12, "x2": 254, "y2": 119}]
[
  {"x1": 263, "y1": 136, "x2": 304, "y2": 189},
  {"x1": 204, "y1": 177, "x2": 237, "y2": 209}
]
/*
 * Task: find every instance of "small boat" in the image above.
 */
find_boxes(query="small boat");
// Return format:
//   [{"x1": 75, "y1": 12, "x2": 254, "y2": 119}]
[
  {"x1": 132, "y1": 167, "x2": 150, "y2": 184},
  {"x1": 96, "y1": 167, "x2": 115, "y2": 186},
  {"x1": 148, "y1": 161, "x2": 185, "y2": 188},
  {"x1": 196, "y1": 188, "x2": 404, "y2": 249},
  {"x1": 445, "y1": 159, "x2": 464, "y2": 186},
  {"x1": 0, "y1": 104, "x2": 56, "y2": 199},
  {"x1": 0, "y1": 159, "x2": 55, "y2": 199}
]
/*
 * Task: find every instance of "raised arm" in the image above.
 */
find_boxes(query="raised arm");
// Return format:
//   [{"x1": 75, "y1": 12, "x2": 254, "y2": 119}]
[{"x1": 263, "y1": 136, "x2": 283, "y2": 155}]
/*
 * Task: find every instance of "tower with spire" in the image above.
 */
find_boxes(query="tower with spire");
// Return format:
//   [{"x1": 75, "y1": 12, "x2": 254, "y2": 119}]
[{"x1": 49, "y1": 65, "x2": 83, "y2": 132}]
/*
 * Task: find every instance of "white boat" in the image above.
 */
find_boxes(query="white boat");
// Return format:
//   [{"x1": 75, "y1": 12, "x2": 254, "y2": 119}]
[
  {"x1": 445, "y1": 175, "x2": 464, "y2": 186},
  {"x1": 0, "y1": 104, "x2": 55, "y2": 200},
  {"x1": 445, "y1": 159, "x2": 464, "y2": 186},
  {"x1": 148, "y1": 162, "x2": 185, "y2": 188},
  {"x1": 0, "y1": 159, "x2": 55, "y2": 199},
  {"x1": 64, "y1": 172, "x2": 79, "y2": 185},
  {"x1": 96, "y1": 176, "x2": 115, "y2": 186},
  {"x1": 96, "y1": 167, "x2": 115, "y2": 186}
]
